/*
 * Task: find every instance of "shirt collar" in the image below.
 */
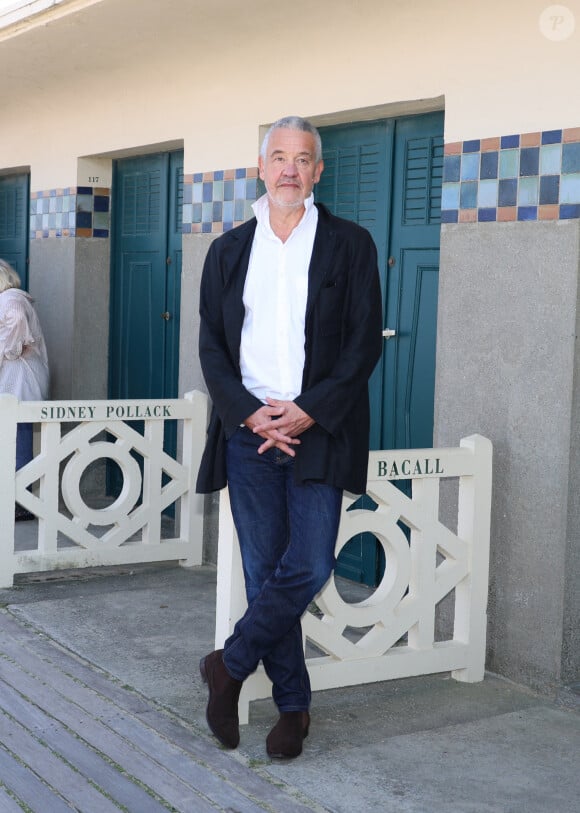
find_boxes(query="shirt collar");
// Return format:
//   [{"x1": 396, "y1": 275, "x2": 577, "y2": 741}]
[{"x1": 252, "y1": 193, "x2": 316, "y2": 235}]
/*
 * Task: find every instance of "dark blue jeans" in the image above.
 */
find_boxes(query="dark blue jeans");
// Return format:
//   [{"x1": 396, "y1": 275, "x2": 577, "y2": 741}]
[
  {"x1": 16, "y1": 423, "x2": 33, "y2": 470},
  {"x1": 223, "y1": 427, "x2": 342, "y2": 712}
]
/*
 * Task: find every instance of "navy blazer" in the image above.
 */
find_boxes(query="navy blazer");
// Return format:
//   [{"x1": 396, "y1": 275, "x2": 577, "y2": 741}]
[{"x1": 196, "y1": 202, "x2": 383, "y2": 495}]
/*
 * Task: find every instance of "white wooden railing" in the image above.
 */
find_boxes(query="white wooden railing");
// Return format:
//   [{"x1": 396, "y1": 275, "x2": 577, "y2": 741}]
[
  {"x1": 215, "y1": 435, "x2": 493, "y2": 723},
  {"x1": 0, "y1": 391, "x2": 209, "y2": 587}
]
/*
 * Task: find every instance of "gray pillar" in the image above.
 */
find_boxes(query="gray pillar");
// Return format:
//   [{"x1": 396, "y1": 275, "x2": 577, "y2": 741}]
[{"x1": 434, "y1": 220, "x2": 580, "y2": 691}]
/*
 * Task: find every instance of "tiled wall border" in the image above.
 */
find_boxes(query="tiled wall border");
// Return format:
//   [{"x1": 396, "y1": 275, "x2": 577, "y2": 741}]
[
  {"x1": 442, "y1": 127, "x2": 580, "y2": 223},
  {"x1": 181, "y1": 168, "x2": 259, "y2": 234},
  {"x1": 30, "y1": 187, "x2": 110, "y2": 238},
  {"x1": 31, "y1": 126, "x2": 580, "y2": 238}
]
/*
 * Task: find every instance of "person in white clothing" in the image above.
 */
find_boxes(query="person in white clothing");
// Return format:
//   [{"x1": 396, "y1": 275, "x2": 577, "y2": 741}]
[{"x1": 0, "y1": 259, "x2": 50, "y2": 520}]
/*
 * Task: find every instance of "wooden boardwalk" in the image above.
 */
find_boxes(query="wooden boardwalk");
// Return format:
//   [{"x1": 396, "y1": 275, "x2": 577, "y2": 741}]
[{"x1": 0, "y1": 610, "x2": 318, "y2": 813}]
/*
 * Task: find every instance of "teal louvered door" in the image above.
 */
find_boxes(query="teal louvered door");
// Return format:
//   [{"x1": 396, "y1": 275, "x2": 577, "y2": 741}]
[
  {"x1": 109, "y1": 151, "x2": 183, "y2": 502},
  {"x1": 316, "y1": 112, "x2": 443, "y2": 585},
  {"x1": 109, "y1": 152, "x2": 183, "y2": 402},
  {"x1": 382, "y1": 114, "x2": 443, "y2": 451},
  {"x1": 0, "y1": 174, "x2": 30, "y2": 289}
]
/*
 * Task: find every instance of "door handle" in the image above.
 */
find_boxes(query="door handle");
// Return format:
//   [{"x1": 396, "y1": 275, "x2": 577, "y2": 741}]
[
  {"x1": 161, "y1": 311, "x2": 171, "y2": 321},
  {"x1": 382, "y1": 328, "x2": 396, "y2": 339}
]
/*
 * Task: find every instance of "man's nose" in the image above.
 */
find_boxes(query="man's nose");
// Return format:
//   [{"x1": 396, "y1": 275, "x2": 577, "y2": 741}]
[{"x1": 282, "y1": 161, "x2": 298, "y2": 176}]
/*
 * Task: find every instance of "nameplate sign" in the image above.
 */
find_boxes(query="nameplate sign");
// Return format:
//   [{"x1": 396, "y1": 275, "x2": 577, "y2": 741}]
[
  {"x1": 368, "y1": 447, "x2": 475, "y2": 481},
  {"x1": 18, "y1": 400, "x2": 195, "y2": 423}
]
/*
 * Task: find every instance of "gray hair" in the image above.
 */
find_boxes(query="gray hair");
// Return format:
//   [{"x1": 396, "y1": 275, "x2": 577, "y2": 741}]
[
  {"x1": 0, "y1": 259, "x2": 21, "y2": 293},
  {"x1": 260, "y1": 116, "x2": 323, "y2": 163}
]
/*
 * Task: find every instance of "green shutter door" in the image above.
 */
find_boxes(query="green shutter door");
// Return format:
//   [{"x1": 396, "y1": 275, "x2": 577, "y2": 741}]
[
  {"x1": 382, "y1": 113, "x2": 443, "y2": 450},
  {"x1": 109, "y1": 152, "x2": 183, "y2": 402},
  {"x1": 0, "y1": 174, "x2": 30, "y2": 289},
  {"x1": 316, "y1": 113, "x2": 443, "y2": 586}
]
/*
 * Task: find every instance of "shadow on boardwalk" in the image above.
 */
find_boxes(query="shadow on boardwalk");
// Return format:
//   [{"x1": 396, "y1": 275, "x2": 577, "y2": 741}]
[{"x1": 0, "y1": 564, "x2": 578, "y2": 812}]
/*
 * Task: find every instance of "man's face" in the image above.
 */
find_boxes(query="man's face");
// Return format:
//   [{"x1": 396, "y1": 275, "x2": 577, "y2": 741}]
[{"x1": 259, "y1": 127, "x2": 323, "y2": 210}]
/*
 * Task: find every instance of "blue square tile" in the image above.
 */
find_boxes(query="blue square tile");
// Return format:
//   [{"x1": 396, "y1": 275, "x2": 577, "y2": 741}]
[
  {"x1": 441, "y1": 209, "x2": 458, "y2": 223},
  {"x1": 192, "y1": 203, "x2": 202, "y2": 223},
  {"x1": 76, "y1": 211, "x2": 92, "y2": 228},
  {"x1": 499, "y1": 150, "x2": 519, "y2": 178},
  {"x1": 460, "y1": 181, "x2": 477, "y2": 209},
  {"x1": 93, "y1": 228, "x2": 109, "y2": 238},
  {"x1": 213, "y1": 181, "x2": 224, "y2": 202},
  {"x1": 517, "y1": 206, "x2": 537, "y2": 221},
  {"x1": 560, "y1": 173, "x2": 580, "y2": 204},
  {"x1": 202, "y1": 202, "x2": 213, "y2": 222},
  {"x1": 234, "y1": 199, "x2": 246, "y2": 221},
  {"x1": 183, "y1": 184, "x2": 192, "y2": 205},
  {"x1": 192, "y1": 183, "x2": 202, "y2": 204},
  {"x1": 501, "y1": 134, "x2": 520, "y2": 149},
  {"x1": 520, "y1": 147, "x2": 539, "y2": 177},
  {"x1": 539, "y1": 175, "x2": 560, "y2": 205},
  {"x1": 442, "y1": 183, "x2": 460, "y2": 210},
  {"x1": 542, "y1": 130, "x2": 562, "y2": 145},
  {"x1": 182, "y1": 203, "x2": 192, "y2": 224},
  {"x1": 518, "y1": 176, "x2": 539, "y2": 206},
  {"x1": 540, "y1": 144, "x2": 562, "y2": 175},
  {"x1": 235, "y1": 168, "x2": 247, "y2": 179},
  {"x1": 498, "y1": 178, "x2": 518, "y2": 207},
  {"x1": 93, "y1": 195, "x2": 109, "y2": 213},
  {"x1": 212, "y1": 201, "x2": 223, "y2": 222},
  {"x1": 461, "y1": 153, "x2": 480, "y2": 181},
  {"x1": 202, "y1": 182, "x2": 213, "y2": 203},
  {"x1": 223, "y1": 222, "x2": 234, "y2": 232},
  {"x1": 224, "y1": 180, "x2": 234, "y2": 201},
  {"x1": 234, "y1": 178, "x2": 246, "y2": 200},
  {"x1": 480, "y1": 152, "x2": 498, "y2": 179},
  {"x1": 214, "y1": 170, "x2": 224, "y2": 181},
  {"x1": 478, "y1": 179, "x2": 498, "y2": 207},
  {"x1": 223, "y1": 201, "x2": 234, "y2": 223},
  {"x1": 202, "y1": 222, "x2": 212, "y2": 233},
  {"x1": 181, "y1": 223, "x2": 192, "y2": 234},
  {"x1": 193, "y1": 173, "x2": 203, "y2": 183},
  {"x1": 76, "y1": 186, "x2": 93, "y2": 196},
  {"x1": 463, "y1": 139, "x2": 480, "y2": 153},
  {"x1": 478, "y1": 208, "x2": 496, "y2": 222},
  {"x1": 93, "y1": 211, "x2": 109, "y2": 230},
  {"x1": 246, "y1": 178, "x2": 257, "y2": 200},
  {"x1": 76, "y1": 194, "x2": 93, "y2": 213},
  {"x1": 562, "y1": 143, "x2": 580, "y2": 174},
  {"x1": 443, "y1": 155, "x2": 461, "y2": 182},
  {"x1": 560, "y1": 204, "x2": 580, "y2": 219}
]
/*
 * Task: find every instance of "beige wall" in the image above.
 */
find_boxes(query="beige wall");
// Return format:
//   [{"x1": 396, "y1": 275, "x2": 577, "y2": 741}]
[{"x1": 0, "y1": 0, "x2": 578, "y2": 188}]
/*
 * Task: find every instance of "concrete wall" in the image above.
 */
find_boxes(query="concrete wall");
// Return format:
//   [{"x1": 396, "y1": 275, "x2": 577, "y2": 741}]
[
  {"x1": 28, "y1": 238, "x2": 75, "y2": 399},
  {"x1": 435, "y1": 220, "x2": 580, "y2": 690}
]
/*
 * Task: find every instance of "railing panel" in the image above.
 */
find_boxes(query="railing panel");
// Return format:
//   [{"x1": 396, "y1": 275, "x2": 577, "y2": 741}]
[
  {"x1": 0, "y1": 391, "x2": 209, "y2": 587},
  {"x1": 215, "y1": 434, "x2": 493, "y2": 723}
]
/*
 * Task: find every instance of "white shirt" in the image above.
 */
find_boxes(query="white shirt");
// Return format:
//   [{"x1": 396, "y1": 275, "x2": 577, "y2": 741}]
[
  {"x1": 0, "y1": 288, "x2": 49, "y2": 401},
  {"x1": 240, "y1": 193, "x2": 318, "y2": 402}
]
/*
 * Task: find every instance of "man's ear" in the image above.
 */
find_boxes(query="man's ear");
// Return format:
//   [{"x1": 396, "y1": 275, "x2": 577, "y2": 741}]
[{"x1": 314, "y1": 159, "x2": 324, "y2": 184}]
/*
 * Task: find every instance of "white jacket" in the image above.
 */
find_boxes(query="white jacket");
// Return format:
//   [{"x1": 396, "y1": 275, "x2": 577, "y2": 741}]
[{"x1": 0, "y1": 288, "x2": 49, "y2": 401}]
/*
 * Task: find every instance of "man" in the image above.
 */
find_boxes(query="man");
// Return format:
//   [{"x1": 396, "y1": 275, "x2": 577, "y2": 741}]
[{"x1": 197, "y1": 116, "x2": 382, "y2": 758}]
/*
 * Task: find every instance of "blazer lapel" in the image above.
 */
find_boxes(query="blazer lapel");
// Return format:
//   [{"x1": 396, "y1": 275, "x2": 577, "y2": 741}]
[{"x1": 306, "y1": 204, "x2": 337, "y2": 319}]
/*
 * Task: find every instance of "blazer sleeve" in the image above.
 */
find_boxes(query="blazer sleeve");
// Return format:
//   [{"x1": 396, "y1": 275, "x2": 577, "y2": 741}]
[
  {"x1": 198, "y1": 238, "x2": 262, "y2": 437},
  {"x1": 294, "y1": 226, "x2": 383, "y2": 436}
]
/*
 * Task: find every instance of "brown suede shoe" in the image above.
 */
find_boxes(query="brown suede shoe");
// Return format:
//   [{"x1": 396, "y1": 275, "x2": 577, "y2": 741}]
[
  {"x1": 199, "y1": 649, "x2": 242, "y2": 749},
  {"x1": 266, "y1": 711, "x2": 310, "y2": 759}
]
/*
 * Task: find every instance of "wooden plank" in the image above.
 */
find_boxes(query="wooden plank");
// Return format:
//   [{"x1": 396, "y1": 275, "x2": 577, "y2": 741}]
[
  {"x1": 0, "y1": 680, "x2": 168, "y2": 813},
  {"x1": 0, "y1": 785, "x2": 31, "y2": 813},
  {"x1": 0, "y1": 746, "x2": 73, "y2": 813},
  {"x1": 0, "y1": 709, "x2": 124, "y2": 812}
]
